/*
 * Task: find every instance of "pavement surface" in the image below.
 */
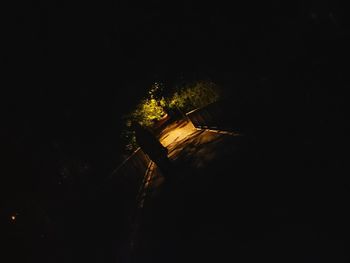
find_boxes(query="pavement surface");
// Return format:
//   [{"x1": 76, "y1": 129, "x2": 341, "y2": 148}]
[{"x1": 129, "y1": 120, "x2": 349, "y2": 263}]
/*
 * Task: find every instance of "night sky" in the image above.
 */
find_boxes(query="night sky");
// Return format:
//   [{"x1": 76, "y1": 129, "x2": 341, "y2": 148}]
[{"x1": 1, "y1": 0, "x2": 349, "y2": 262}]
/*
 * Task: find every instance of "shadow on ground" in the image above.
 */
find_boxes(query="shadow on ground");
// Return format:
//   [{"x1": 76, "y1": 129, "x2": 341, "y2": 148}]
[{"x1": 130, "y1": 119, "x2": 349, "y2": 263}]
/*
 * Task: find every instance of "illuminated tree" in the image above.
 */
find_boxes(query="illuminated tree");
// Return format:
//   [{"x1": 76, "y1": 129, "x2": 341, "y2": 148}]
[
  {"x1": 120, "y1": 83, "x2": 167, "y2": 153},
  {"x1": 121, "y1": 80, "x2": 221, "y2": 153},
  {"x1": 168, "y1": 80, "x2": 221, "y2": 113},
  {"x1": 131, "y1": 98, "x2": 166, "y2": 127}
]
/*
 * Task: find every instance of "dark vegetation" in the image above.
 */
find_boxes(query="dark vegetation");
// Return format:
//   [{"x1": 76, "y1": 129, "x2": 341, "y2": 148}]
[{"x1": 1, "y1": 1, "x2": 348, "y2": 262}]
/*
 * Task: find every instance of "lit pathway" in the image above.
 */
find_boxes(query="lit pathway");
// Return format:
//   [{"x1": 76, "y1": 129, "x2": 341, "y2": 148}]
[
  {"x1": 130, "y1": 119, "x2": 249, "y2": 263},
  {"x1": 141, "y1": 119, "x2": 242, "y2": 192},
  {"x1": 159, "y1": 119, "x2": 242, "y2": 169},
  {"x1": 159, "y1": 119, "x2": 197, "y2": 148},
  {"x1": 129, "y1": 119, "x2": 347, "y2": 263}
]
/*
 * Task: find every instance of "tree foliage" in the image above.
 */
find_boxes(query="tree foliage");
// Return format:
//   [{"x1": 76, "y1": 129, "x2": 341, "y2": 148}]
[
  {"x1": 168, "y1": 80, "x2": 221, "y2": 113},
  {"x1": 121, "y1": 80, "x2": 221, "y2": 153},
  {"x1": 131, "y1": 98, "x2": 166, "y2": 127},
  {"x1": 128, "y1": 82, "x2": 167, "y2": 128}
]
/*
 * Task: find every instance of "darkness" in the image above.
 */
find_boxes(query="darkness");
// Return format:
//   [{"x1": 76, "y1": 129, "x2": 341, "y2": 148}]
[{"x1": 1, "y1": 0, "x2": 349, "y2": 262}]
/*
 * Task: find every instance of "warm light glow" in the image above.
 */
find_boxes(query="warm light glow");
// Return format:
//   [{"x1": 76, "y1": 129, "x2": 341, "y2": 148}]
[
  {"x1": 11, "y1": 215, "x2": 16, "y2": 221},
  {"x1": 160, "y1": 120, "x2": 196, "y2": 147}
]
